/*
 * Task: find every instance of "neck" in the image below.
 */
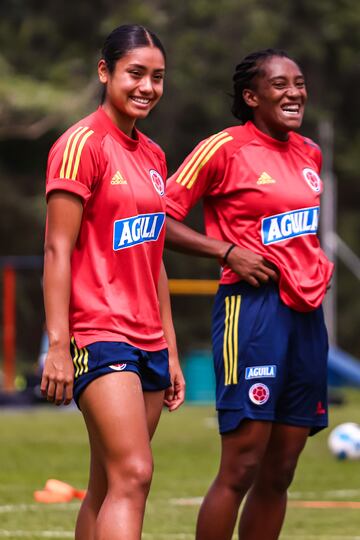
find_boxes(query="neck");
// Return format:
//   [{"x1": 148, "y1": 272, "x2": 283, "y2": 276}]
[
  {"x1": 252, "y1": 119, "x2": 290, "y2": 142},
  {"x1": 101, "y1": 103, "x2": 136, "y2": 138}
]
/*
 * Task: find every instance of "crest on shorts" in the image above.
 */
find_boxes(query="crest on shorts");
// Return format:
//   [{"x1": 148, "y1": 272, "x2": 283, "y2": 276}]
[
  {"x1": 109, "y1": 363, "x2": 127, "y2": 371},
  {"x1": 248, "y1": 383, "x2": 270, "y2": 405},
  {"x1": 302, "y1": 168, "x2": 321, "y2": 192},
  {"x1": 149, "y1": 169, "x2": 165, "y2": 196}
]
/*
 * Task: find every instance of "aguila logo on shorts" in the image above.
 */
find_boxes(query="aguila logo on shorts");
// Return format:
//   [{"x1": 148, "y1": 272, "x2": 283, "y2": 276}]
[
  {"x1": 261, "y1": 206, "x2": 319, "y2": 245},
  {"x1": 248, "y1": 383, "x2": 270, "y2": 405},
  {"x1": 245, "y1": 365, "x2": 277, "y2": 380},
  {"x1": 113, "y1": 212, "x2": 165, "y2": 250},
  {"x1": 149, "y1": 169, "x2": 165, "y2": 196},
  {"x1": 109, "y1": 363, "x2": 127, "y2": 371},
  {"x1": 303, "y1": 168, "x2": 321, "y2": 192}
]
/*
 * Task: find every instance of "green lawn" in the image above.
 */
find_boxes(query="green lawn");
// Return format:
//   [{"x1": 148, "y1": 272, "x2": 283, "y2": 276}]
[{"x1": 0, "y1": 390, "x2": 360, "y2": 539}]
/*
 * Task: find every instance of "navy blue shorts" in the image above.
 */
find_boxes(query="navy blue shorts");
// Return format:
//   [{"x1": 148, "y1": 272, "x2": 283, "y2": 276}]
[
  {"x1": 212, "y1": 282, "x2": 328, "y2": 435},
  {"x1": 71, "y1": 339, "x2": 171, "y2": 408}
]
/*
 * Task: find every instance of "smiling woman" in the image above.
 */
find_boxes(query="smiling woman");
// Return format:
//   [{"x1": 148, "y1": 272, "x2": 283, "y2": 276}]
[
  {"x1": 40, "y1": 23, "x2": 185, "y2": 540},
  {"x1": 98, "y1": 43, "x2": 166, "y2": 135},
  {"x1": 164, "y1": 48, "x2": 333, "y2": 540},
  {"x1": 241, "y1": 55, "x2": 307, "y2": 140}
]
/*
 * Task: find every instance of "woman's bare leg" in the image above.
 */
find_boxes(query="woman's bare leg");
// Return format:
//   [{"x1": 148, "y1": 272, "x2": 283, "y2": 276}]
[{"x1": 75, "y1": 372, "x2": 155, "y2": 540}]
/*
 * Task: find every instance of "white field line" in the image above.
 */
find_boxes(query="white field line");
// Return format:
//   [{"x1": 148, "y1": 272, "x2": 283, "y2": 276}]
[
  {"x1": 289, "y1": 489, "x2": 360, "y2": 498},
  {"x1": 171, "y1": 489, "x2": 360, "y2": 506},
  {"x1": 0, "y1": 532, "x2": 73, "y2": 538},
  {"x1": 0, "y1": 502, "x2": 79, "y2": 513},
  {"x1": 1, "y1": 489, "x2": 359, "y2": 513}
]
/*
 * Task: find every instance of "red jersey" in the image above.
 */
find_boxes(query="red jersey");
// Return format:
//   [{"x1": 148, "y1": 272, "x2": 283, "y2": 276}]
[
  {"x1": 165, "y1": 121, "x2": 333, "y2": 312},
  {"x1": 46, "y1": 107, "x2": 167, "y2": 350}
]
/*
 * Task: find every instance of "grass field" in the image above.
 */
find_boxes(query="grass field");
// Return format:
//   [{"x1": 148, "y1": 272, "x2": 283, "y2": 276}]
[{"x1": 1, "y1": 389, "x2": 360, "y2": 539}]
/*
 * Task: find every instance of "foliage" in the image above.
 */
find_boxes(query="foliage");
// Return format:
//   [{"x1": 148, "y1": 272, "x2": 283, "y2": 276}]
[{"x1": 0, "y1": 0, "x2": 359, "y2": 361}]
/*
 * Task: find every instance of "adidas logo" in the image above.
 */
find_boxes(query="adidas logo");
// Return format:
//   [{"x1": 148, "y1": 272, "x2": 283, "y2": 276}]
[
  {"x1": 257, "y1": 172, "x2": 276, "y2": 185},
  {"x1": 111, "y1": 171, "x2": 127, "y2": 185}
]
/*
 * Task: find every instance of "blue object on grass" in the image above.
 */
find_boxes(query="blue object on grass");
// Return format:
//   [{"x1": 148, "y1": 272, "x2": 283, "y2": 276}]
[
  {"x1": 184, "y1": 350, "x2": 215, "y2": 403},
  {"x1": 328, "y1": 346, "x2": 360, "y2": 387}
]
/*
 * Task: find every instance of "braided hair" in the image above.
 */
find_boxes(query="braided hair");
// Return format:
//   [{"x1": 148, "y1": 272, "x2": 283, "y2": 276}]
[{"x1": 232, "y1": 49, "x2": 290, "y2": 123}]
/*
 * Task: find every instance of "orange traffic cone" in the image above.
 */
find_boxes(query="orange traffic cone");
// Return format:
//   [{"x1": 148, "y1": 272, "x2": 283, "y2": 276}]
[{"x1": 33, "y1": 478, "x2": 87, "y2": 503}]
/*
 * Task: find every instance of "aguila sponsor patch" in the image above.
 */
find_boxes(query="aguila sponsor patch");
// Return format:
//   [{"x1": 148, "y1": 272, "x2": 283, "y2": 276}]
[
  {"x1": 245, "y1": 365, "x2": 277, "y2": 380},
  {"x1": 113, "y1": 212, "x2": 165, "y2": 250}
]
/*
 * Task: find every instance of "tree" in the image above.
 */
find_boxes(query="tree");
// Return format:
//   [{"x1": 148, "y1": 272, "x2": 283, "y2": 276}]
[{"x1": 0, "y1": 0, "x2": 359, "y2": 362}]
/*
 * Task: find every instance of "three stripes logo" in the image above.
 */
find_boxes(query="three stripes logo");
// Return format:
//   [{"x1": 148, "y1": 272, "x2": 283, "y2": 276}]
[
  {"x1": 176, "y1": 131, "x2": 233, "y2": 190},
  {"x1": 111, "y1": 171, "x2": 127, "y2": 185},
  {"x1": 257, "y1": 172, "x2": 276, "y2": 185},
  {"x1": 71, "y1": 337, "x2": 89, "y2": 378},
  {"x1": 223, "y1": 294, "x2": 241, "y2": 385},
  {"x1": 60, "y1": 126, "x2": 94, "y2": 180}
]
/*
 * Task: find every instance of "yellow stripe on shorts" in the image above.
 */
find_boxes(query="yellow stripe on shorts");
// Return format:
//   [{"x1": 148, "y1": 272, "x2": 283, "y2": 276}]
[
  {"x1": 83, "y1": 347, "x2": 89, "y2": 374},
  {"x1": 71, "y1": 337, "x2": 80, "y2": 378},
  {"x1": 223, "y1": 294, "x2": 241, "y2": 385},
  {"x1": 71, "y1": 337, "x2": 89, "y2": 378}
]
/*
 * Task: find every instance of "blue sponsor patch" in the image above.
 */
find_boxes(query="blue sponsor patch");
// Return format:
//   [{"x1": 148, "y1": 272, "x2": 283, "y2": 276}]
[
  {"x1": 245, "y1": 365, "x2": 277, "y2": 380},
  {"x1": 261, "y1": 206, "x2": 319, "y2": 245},
  {"x1": 113, "y1": 212, "x2": 165, "y2": 250}
]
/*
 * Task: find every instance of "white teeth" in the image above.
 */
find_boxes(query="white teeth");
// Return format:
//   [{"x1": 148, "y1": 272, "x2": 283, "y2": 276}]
[
  {"x1": 282, "y1": 105, "x2": 299, "y2": 112},
  {"x1": 131, "y1": 97, "x2": 150, "y2": 104}
]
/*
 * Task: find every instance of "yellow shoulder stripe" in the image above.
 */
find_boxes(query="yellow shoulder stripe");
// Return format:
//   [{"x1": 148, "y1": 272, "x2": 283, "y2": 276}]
[
  {"x1": 176, "y1": 131, "x2": 233, "y2": 190},
  {"x1": 60, "y1": 126, "x2": 94, "y2": 180}
]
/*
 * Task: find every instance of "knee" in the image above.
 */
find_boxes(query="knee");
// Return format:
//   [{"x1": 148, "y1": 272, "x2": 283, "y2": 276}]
[
  {"x1": 110, "y1": 457, "x2": 154, "y2": 497},
  {"x1": 266, "y1": 460, "x2": 297, "y2": 494},
  {"x1": 125, "y1": 457, "x2": 154, "y2": 495},
  {"x1": 226, "y1": 459, "x2": 260, "y2": 495}
]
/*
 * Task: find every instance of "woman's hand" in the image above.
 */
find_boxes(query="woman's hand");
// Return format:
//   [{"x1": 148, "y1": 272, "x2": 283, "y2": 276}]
[
  {"x1": 40, "y1": 345, "x2": 74, "y2": 406},
  {"x1": 164, "y1": 355, "x2": 186, "y2": 412},
  {"x1": 226, "y1": 245, "x2": 279, "y2": 287}
]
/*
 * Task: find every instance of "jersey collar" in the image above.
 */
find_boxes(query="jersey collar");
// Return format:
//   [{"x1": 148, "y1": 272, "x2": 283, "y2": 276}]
[
  {"x1": 247, "y1": 121, "x2": 293, "y2": 151},
  {"x1": 97, "y1": 106, "x2": 140, "y2": 151}
]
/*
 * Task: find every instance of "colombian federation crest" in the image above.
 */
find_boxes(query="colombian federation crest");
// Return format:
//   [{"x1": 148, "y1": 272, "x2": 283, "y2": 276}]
[
  {"x1": 149, "y1": 169, "x2": 165, "y2": 196},
  {"x1": 302, "y1": 168, "x2": 321, "y2": 192},
  {"x1": 248, "y1": 383, "x2": 270, "y2": 405}
]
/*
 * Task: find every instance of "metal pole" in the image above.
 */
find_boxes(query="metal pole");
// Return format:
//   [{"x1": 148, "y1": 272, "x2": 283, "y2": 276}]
[
  {"x1": 319, "y1": 119, "x2": 337, "y2": 345},
  {"x1": 3, "y1": 266, "x2": 16, "y2": 391}
]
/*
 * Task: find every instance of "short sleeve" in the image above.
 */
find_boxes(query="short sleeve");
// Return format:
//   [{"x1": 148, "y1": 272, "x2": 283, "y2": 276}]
[
  {"x1": 46, "y1": 125, "x2": 100, "y2": 203},
  {"x1": 165, "y1": 131, "x2": 233, "y2": 220}
]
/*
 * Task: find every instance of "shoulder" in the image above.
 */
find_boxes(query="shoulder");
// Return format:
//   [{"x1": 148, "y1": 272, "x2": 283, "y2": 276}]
[
  {"x1": 291, "y1": 131, "x2": 322, "y2": 156},
  {"x1": 49, "y1": 111, "x2": 104, "y2": 159},
  {"x1": 185, "y1": 126, "x2": 242, "y2": 163},
  {"x1": 216, "y1": 123, "x2": 260, "y2": 155},
  {"x1": 290, "y1": 131, "x2": 322, "y2": 169},
  {"x1": 138, "y1": 131, "x2": 165, "y2": 156},
  {"x1": 137, "y1": 131, "x2": 167, "y2": 168}
]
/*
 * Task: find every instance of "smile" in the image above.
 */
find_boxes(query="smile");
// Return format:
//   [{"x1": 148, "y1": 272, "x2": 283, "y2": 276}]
[
  {"x1": 281, "y1": 104, "x2": 301, "y2": 116},
  {"x1": 130, "y1": 97, "x2": 151, "y2": 105}
]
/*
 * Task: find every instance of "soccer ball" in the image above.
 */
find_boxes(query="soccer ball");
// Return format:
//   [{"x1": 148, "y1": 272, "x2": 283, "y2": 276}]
[{"x1": 328, "y1": 422, "x2": 360, "y2": 460}]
